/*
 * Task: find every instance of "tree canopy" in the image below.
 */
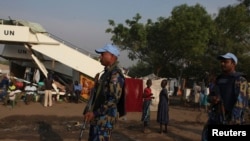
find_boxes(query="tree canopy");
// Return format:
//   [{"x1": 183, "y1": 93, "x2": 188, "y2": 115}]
[{"x1": 106, "y1": 0, "x2": 250, "y2": 82}]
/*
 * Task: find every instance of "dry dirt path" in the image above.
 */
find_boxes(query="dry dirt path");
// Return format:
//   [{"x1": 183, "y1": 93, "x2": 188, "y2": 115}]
[{"x1": 0, "y1": 97, "x2": 208, "y2": 141}]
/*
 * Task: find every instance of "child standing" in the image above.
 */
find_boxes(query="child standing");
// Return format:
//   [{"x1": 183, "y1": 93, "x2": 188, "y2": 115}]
[
  {"x1": 157, "y1": 79, "x2": 169, "y2": 134},
  {"x1": 141, "y1": 79, "x2": 154, "y2": 133}
]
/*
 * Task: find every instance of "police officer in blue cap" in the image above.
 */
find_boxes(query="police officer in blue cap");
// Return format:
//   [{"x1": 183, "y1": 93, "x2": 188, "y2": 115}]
[
  {"x1": 201, "y1": 52, "x2": 248, "y2": 141},
  {"x1": 83, "y1": 44, "x2": 125, "y2": 141}
]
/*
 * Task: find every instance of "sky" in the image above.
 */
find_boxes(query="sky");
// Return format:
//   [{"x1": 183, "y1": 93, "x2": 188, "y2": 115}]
[{"x1": 0, "y1": 0, "x2": 240, "y2": 67}]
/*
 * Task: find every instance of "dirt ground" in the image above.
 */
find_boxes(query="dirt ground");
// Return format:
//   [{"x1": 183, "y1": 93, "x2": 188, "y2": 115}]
[{"x1": 0, "y1": 96, "x2": 248, "y2": 141}]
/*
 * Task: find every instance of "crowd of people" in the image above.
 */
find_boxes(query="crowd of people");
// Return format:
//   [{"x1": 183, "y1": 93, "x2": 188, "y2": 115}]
[
  {"x1": 0, "y1": 75, "x2": 38, "y2": 107},
  {"x1": 0, "y1": 45, "x2": 249, "y2": 141},
  {"x1": 0, "y1": 72, "x2": 86, "y2": 108},
  {"x1": 188, "y1": 81, "x2": 209, "y2": 112},
  {"x1": 138, "y1": 52, "x2": 249, "y2": 140}
]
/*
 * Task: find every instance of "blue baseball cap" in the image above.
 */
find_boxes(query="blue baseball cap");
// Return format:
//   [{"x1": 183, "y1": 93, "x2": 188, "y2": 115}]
[
  {"x1": 217, "y1": 52, "x2": 238, "y2": 64},
  {"x1": 95, "y1": 44, "x2": 120, "y2": 57}
]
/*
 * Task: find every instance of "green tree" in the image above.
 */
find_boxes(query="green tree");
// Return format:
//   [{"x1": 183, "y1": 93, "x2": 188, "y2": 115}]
[
  {"x1": 208, "y1": 2, "x2": 250, "y2": 76},
  {"x1": 127, "y1": 61, "x2": 152, "y2": 78},
  {"x1": 107, "y1": 2, "x2": 250, "y2": 82},
  {"x1": 166, "y1": 4, "x2": 215, "y2": 80},
  {"x1": 106, "y1": 4, "x2": 215, "y2": 78},
  {"x1": 214, "y1": 4, "x2": 250, "y2": 53}
]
